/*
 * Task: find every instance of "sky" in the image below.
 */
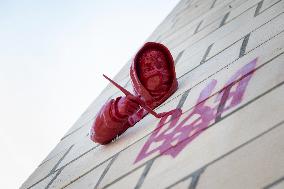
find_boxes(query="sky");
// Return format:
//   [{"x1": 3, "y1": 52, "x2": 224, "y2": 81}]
[{"x1": 0, "y1": 0, "x2": 179, "y2": 188}]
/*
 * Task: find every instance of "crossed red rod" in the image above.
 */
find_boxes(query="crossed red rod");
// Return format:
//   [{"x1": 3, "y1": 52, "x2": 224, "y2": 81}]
[{"x1": 103, "y1": 74, "x2": 169, "y2": 118}]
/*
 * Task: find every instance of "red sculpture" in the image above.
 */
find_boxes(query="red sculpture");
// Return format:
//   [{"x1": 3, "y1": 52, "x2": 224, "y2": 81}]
[{"x1": 90, "y1": 42, "x2": 178, "y2": 144}]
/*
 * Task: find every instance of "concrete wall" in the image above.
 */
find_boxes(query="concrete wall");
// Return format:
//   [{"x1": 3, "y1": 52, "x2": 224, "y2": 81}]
[{"x1": 21, "y1": 0, "x2": 284, "y2": 188}]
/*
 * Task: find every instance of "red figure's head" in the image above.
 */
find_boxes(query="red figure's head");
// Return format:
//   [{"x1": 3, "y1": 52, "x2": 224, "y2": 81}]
[
  {"x1": 137, "y1": 49, "x2": 171, "y2": 98},
  {"x1": 131, "y1": 42, "x2": 178, "y2": 107}
]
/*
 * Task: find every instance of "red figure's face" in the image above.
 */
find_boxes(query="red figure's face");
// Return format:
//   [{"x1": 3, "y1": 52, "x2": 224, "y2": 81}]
[{"x1": 138, "y1": 49, "x2": 171, "y2": 94}]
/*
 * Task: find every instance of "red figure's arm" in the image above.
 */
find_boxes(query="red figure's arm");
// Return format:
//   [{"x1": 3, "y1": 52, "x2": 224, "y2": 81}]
[
  {"x1": 90, "y1": 96, "x2": 140, "y2": 144},
  {"x1": 103, "y1": 74, "x2": 168, "y2": 118}
]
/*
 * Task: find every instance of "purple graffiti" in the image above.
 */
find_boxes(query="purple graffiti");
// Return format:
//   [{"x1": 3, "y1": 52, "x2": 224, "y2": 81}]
[{"x1": 134, "y1": 58, "x2": 257, "y2": 164}]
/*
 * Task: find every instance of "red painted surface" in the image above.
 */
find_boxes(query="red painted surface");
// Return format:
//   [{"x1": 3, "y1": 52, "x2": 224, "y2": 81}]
[
  {"x1": 134, "y1": 58, "x2": 257, "y2": 164},
  {"x1": 90, "y1": 42, "x2": 178, "y2": 145},
  {"x1": 103, "y1": 74, "x2": 171, "y2": 118}
]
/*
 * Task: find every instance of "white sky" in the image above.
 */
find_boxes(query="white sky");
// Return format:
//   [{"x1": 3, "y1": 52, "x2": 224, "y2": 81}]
[{"x1": 0, "y1": 0, "x2": 179, "y2": 188}]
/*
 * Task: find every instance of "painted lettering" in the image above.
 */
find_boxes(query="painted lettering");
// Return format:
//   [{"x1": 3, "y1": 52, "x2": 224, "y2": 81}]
[{"x1": 135, "y1": 58, "x2": 257, "y2": 164}]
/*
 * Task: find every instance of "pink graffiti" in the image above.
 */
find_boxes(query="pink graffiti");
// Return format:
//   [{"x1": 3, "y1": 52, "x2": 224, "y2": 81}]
[{"x1": 134, "y1": 58, "x2": 257, "y2": 164}]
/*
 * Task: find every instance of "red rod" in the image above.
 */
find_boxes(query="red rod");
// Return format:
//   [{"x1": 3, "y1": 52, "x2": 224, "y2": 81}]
[{"x1": 103, "y1": 74, "x2": 167, "y2": 118}]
